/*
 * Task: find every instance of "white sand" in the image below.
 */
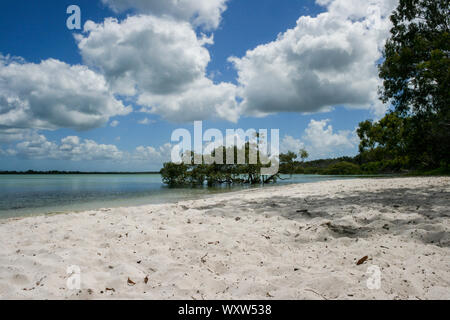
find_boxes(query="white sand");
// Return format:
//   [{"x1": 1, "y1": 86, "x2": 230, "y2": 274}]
[{"x1": 0, "y1": 177, "x2": 449, "y2": 300}]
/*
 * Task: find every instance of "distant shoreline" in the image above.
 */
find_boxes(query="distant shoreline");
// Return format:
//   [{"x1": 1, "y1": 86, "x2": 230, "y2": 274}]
[
  {"x1": 0, "y1": 171, "x2": 161, "y2": 175},
  {"x1": 1, "y1": 171, "x2": 444, "y2": 177}
]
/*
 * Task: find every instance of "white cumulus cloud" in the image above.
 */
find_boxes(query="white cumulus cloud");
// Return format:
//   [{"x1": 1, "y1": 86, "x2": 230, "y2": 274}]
[
  {"x1": 137, "y1": 78, "x2": 239, "y2": 123},
  {"x1": 230, "y1": 0, "x2": 398, "y2": 118},
  {"x1": 7, "y1": 133, "x2": 125, "y2": 161},
  {"x1": 280, "y1": 119, "x2": 359, "y2": 159},
  {"x1": 133, "y1": 143, "x2": 173, "y2": 162},
  {"x1": 280, "y1": 135, "x2": 305, "y2": 154},
  {"x1": 0, "y1": 56, "x2": 131, "y2": 131},
  {"x1": 101, "y1": 0, "x2": 229, "y2": 30},
  {"x1": 4, "y1": 132, "x2": 175, "y2": 167},
  {"x1": 76, "y1": 16, "x2": 211, "y2": 97},
  {"x1": 302, "y1": 119, "x2": 358, "y2": 158},
  {"x1": 76, "y1": 15, "x2": 239, "y2": 122},
  {"x1": 0, "y1": 128, "x2": 31, "y2": 143}
]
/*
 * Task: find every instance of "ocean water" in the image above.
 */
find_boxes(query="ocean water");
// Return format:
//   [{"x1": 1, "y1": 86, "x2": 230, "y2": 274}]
[{"x1": 0, "y1": 174, "x2": 357, "y2": 219}]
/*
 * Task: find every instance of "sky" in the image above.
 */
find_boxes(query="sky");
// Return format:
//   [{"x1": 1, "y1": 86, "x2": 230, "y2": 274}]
[{"x1": 0, "y1": 0, "x2": 398, "y2": 171}]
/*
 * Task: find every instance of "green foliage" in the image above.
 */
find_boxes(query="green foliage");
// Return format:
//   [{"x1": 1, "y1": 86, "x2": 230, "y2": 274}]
[
  {"x1": 354, "y1": 0, "x2": 449, "y2": 172},
  {"x1": 360, "y1": 158, "x2": 410, "y2": 174},
  {"x1": 408, "y1": 165, "x2": 450, "y2": 176},
  {"x1": 279, "y1": 151, "x2": 298, "y2": 175},
  {"x1": 160, "y1": 162, "x2": 189, "y2": 187},
  {"x1": 323, "y1": 162, "x2": 362, "y2": 175},
  {"x1": 378, "y1": 0, "x2": 450, "y2": 168},
  {"x1": 299, "y1": 149, "x2": 309, "y2": 162},
  {"x1": 278, "y1": 156, "x2": 362, "y2": 175},
  {"x1": 380, "y1": 0, "x2": 449, "y2": 116},
  {"x1": 161, "y1": 142, "x2": 278, "y2": 187},
  {"x1": 357, "y1": 112, "x2": 410, "y2": 164}
]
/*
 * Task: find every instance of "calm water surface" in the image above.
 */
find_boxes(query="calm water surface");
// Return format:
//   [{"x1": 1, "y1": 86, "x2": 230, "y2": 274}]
[{"x1": 0, "y1": 174, "x2": 358, "y2": 219}]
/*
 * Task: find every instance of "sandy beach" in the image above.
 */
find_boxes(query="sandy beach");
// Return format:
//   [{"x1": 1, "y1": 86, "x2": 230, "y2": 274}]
[{"x1": 0, "y1": 177, "x2": 449, "y2": 300}]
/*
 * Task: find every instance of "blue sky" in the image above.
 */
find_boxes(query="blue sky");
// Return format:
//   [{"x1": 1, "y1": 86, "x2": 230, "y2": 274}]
[{"x1": 0, "y1": 0, "x2": 397, "y2": 171}]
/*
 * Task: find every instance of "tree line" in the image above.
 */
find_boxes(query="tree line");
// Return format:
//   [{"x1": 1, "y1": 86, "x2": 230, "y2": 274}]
[
  {"x1": 161, "y1": 143, "x2": 281, "y2": 187},
  {"x1": 358, "y1": 0, "x2": 449, "y2": 173}
]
